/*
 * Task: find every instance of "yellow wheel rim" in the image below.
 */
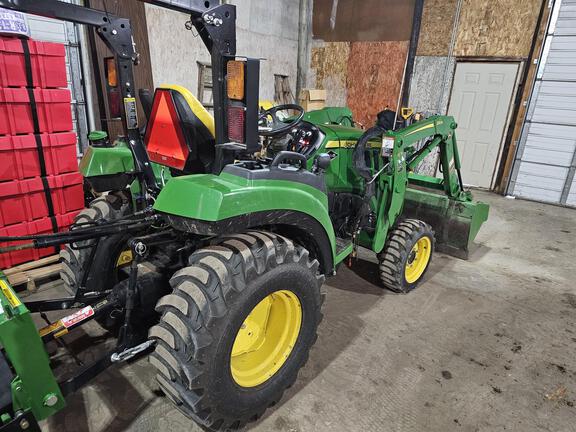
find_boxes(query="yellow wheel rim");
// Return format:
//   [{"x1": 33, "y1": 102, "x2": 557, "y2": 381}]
[
  {"x1": 230, "y1": 290, "x2": 302, "y2": 388},
  {"x1": 404, "y1": 236, "x2": 432, "y2": 284}
]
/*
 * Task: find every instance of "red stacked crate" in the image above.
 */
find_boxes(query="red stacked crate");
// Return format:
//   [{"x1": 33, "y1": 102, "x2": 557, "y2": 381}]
[{"x1": 0, "y1": 36, "x2": 83, "y2": 269}]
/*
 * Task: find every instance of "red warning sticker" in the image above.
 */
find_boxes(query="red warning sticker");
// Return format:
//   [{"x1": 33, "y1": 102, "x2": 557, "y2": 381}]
[{"x1": 61, "y1": 306, "x2": 94, "y2": 328}]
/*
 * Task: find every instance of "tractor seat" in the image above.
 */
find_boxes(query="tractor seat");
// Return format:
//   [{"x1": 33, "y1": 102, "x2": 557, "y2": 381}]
[{"x1": 144, "y1": 85, "x2": 215, "y2": 174}]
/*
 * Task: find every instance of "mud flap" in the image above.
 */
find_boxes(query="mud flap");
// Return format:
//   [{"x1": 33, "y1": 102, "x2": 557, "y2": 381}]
[{"x1": 403, "y1": 188, "x2": 489, "y2": 259}]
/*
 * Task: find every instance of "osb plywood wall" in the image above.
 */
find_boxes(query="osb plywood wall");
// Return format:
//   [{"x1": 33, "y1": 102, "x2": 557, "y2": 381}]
[
  {"x1": 417, "y1": 0, "x2": 542, "y2": 58},
  {"x1": 454, "y1": 0, "x2": 541, "y2": 57},
  {"x1": 310, "y1": 42, "x2": 350, "y2": 106},
  {"x1": 347, "y1": 42, "x2": 409, "y2": 127},
  {"x1": 417, "y1": 0, "x2": 457, "y2": 56},
  {"x1": 309, "y1": 41, "x2": 408, "y2": 126}
]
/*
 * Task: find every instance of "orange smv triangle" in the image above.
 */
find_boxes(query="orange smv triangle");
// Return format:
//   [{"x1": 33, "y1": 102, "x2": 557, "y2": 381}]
[{"x1": 145, "y1": 89, "x2": 189, "y2": 170}]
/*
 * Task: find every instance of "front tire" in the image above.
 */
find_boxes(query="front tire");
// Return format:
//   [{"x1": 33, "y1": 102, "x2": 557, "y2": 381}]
[
  {"x1": 148, "y1": 231, "x2": 325, "y2": 431},
  {"x1": 378, "y1": 219, "x2": 434, "y2": 293}
]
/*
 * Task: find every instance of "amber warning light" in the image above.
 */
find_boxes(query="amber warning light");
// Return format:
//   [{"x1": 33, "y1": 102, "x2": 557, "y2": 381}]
[{"x1": 227, "y1": 60, "x2": 245, "y2": 101}]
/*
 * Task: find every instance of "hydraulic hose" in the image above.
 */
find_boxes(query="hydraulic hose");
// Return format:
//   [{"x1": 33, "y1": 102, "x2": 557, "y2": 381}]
[
  {"x1": 0, "y1": 216, "x2": 160, "y2": 253},
  {"x1": 352, "y1": 126, "x2": 386, "y2": 234},
  {"x1": 352, "y1": 126, "x2": 385, "y2": 182}
]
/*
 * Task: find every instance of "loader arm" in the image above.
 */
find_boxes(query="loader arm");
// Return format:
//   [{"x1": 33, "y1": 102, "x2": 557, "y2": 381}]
[
  {"x1": 360, "y1": 115, "x2": 488, "y2": 258},
  {"x1": 392, "y1": 116, "x2": 488, "y2": 258}
]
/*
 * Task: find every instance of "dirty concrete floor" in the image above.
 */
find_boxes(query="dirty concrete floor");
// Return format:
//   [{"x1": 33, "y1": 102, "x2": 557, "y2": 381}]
[{"x1": 38, "y1": 191, "x2": 576, "y2": 432}]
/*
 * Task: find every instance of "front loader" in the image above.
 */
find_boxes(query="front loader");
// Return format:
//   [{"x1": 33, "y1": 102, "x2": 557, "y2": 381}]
[{"x1": 0, "y1": 1, "x2": 488, "y2": 431}]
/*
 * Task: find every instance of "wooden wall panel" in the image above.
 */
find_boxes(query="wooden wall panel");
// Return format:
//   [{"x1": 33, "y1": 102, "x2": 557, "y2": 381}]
[
  {"x1": 417, "y1": 0, "x2": 457, "y2": 56},
  {"x1": 346, "y1": 42, "x2": 408, "y2": 127},
  {"x1": 454, "y1": 0, "x2": 542, "y2": 57},
  {"x1": 310, "y1": 42, "x2": 350, "y2": 105}
]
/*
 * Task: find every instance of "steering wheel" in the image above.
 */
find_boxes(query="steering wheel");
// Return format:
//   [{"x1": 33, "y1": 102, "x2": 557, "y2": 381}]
[{"x1": 258, "y1": 104, "x2": 305, "y2": 137}]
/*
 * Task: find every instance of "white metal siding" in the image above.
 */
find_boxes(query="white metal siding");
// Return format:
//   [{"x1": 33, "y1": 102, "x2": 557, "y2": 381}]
[{"x1": 509, "y1": 0, "x2": 576, "y2": 207}]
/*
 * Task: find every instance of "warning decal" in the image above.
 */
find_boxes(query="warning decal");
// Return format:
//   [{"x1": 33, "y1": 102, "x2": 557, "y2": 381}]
[{"x1": 61, "y1": 306, "x2": 95, "y2": 328}]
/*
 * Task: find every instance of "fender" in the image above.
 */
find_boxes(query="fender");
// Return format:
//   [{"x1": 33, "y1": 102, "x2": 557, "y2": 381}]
[{"x1": 153, "y1": 171, "x2": 337, "y2": 271}]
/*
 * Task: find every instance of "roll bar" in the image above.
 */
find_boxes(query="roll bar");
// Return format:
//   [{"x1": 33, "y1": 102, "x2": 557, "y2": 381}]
[{"x1": 0, "y1": 0, "x2": 237, "y2": 191}]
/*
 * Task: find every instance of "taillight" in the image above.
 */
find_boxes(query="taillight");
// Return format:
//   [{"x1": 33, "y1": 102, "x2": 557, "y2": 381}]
[
  {"x1": 228, "y1": 105, "x2": 245, "y2": 143},
  {"x1": 104, "y1": 57, "x2": 120, "y2": 118},
  {"x1": 227, "y1": 60, "x2": 245, "y2": 100},
  {"x1": 224, "y1": 57, "x2": 259, "y2": 149},
  {"x1": 105, "y1": 57, "x2": 118, "y2": 87}
]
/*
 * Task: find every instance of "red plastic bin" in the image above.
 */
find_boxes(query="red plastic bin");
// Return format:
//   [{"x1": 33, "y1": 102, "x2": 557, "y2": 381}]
[
  {"x1": 0, "y1": 210, "x2": 81, "y2": 269},
  {"x1": 0, "y1": 88, "x2": 73, "y2": 135},
  {"x1": 0, "y1": 172, "x2": 84, "y2": 226},
  {"x1": 0, "y1": 132, "x2": 78, "y2": 181},
  {"x1": 0, "y1": 37, "x2": 67, "y2": 88}
]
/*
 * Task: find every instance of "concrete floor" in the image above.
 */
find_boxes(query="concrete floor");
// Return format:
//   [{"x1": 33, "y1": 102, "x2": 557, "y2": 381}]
[{"x1": 39, "y1": 190, "x2": 576, "y2": 432}]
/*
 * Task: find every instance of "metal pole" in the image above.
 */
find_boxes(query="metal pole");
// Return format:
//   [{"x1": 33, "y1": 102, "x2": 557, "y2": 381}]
[
  {"x1": 437, "y1": 0, "x2": 463, "y2": 114},
  {"x1": 296, "y1": 0, "x2": 311, "y2": 102},
  {"x1": 401, "y1": 0, "x2": 424, "y2": 109}
]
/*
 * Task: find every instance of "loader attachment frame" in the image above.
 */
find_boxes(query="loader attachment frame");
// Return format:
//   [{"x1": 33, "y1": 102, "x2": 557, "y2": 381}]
[
  {"x1": 354, "y1": 116, "x2": 488, "y2": 258},
  {"x1": 394, "y1": 116, "x2": 488, "y2": 258}
]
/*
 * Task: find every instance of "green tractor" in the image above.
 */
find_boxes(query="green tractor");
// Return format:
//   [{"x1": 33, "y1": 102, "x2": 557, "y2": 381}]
[{"x1": 0, "y1": 1, "x2": 488, "y2": 431}]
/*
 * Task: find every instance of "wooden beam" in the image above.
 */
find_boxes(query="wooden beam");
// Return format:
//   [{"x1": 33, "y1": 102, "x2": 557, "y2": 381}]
[
  {"x1": 7, "y1": 263, "x2": 62, "y2": 292},
  {"x1": 3, "y1": 255, "x2": 60, "y2": 276}
]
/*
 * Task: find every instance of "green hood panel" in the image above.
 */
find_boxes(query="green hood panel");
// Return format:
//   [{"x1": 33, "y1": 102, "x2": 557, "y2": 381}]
[
  {"x1": 153, "y1": 171, "x2": 336, "y2": 254},
  {"x1": 79, "y1": 141, "x2": 135, "y2": 177}
]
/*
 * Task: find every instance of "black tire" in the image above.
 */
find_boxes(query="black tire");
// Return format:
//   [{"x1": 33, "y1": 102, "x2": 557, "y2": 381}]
[
  {"x1": 59, "y1": 193, "x2": 132, "y2": 296},
  {"x1": 378, "y1": 219, "x2": 434, "y2": 293},
  {"x1": 148, "y1": 231, "x2": 325, "y2": 431}
]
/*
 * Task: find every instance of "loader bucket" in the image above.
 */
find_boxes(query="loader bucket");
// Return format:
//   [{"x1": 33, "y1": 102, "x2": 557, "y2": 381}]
[{"x1": 402, "y1": 187, "x2": 489, "y2": 259}]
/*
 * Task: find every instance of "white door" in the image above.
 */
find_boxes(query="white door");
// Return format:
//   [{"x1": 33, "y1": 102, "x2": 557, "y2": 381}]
[{"x1": 448, "y1": 62, "x2": 519, "y2": 188}]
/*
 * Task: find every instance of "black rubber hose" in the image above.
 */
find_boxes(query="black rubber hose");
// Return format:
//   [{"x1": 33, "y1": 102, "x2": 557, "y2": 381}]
[
  {"x1": 351, "y1": 126, "x2": 386, "y2": 234},
  {"x1": 352, "y1": 126, "x2": 385, "y2": 181}
]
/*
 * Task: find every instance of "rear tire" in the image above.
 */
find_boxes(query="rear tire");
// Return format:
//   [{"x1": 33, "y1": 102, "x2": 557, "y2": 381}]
[
  {"x1": 60, "y1": 193, "x2": 132, "y2": 295},
  {"x1": 378, "y1": 219, "x2": 434, "y2": 293},
  {"x1": 149, "y1": 231, "x2": 325, "y2": 431}
]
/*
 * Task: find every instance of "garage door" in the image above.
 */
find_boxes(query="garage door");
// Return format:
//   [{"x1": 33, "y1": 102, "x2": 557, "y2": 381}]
[
  {"x1": 25, "y1": 8, "x2": 89, "y2": 152},
  {"x1": 509, "y1": 0, "x2": 576, "y2": 206}
]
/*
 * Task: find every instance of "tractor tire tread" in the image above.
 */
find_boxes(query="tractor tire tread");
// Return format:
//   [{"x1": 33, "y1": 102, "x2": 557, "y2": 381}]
[
  {"x1": 148, "y1": 231, "x2": 324, "y2": 431},
  {"x1": 378, "y1": 219, "x2": 435, "y2": 293},
  {"x1": 59, "y1": 194, "x2": 130, "y2": 295}
]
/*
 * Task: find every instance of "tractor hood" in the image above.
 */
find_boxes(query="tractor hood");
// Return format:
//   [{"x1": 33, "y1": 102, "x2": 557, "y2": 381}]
[
  {"x1": 153, "y1": 170, "x2": 335, "y2": 237},
  {"x1": 153, "y1": 170, "x2": 338, "y2": 268}
]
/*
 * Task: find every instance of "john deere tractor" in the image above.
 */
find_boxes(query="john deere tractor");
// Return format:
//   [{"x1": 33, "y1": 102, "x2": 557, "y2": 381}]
[{"x1": 0, "y1": 1, "x2": 488, "y2": 431}]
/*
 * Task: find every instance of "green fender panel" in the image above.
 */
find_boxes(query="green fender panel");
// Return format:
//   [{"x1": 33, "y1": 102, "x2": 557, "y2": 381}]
[
  {"x1": 153, "y1": 171, "x2": 337, "y2": 261},
  {"x1": 79, "y1": 141, "x2": 136, "y2": 177}
]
